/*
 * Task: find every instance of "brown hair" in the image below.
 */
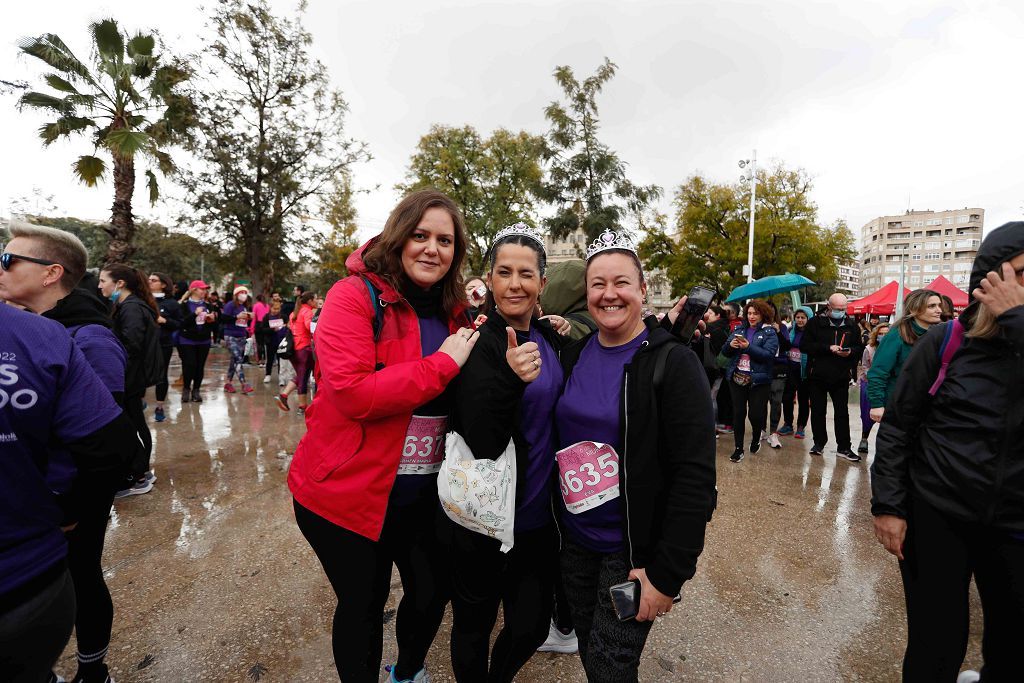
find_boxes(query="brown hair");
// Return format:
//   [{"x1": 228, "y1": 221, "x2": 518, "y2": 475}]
[
  {"x1": 151, "y1": 272, "x2": 173, "y2": 295},
  {"x1": 868, "y1": 323, "x2": 890, "y2": 347},
  {"x1": 6, "y1": 220, "x2": 88, "y2": 291},
  {"x1": 744, "y1": 299, "x2": 774, "y2": 326},
  {"x1": 585, "y1": 249, "x2": 646, "y2": 285},
  {"x1": 291, "y1": 291, "x2": 316, "y2": 322},
  {"x1": 897, "y1": 289, "x2": 940, "y2": 345},
  {"x1": 361, "y1": 189, "x2": 469, "y2": 316},
  {"x1": 103, "y1": 263, "x2": 159, "y2": 314}
]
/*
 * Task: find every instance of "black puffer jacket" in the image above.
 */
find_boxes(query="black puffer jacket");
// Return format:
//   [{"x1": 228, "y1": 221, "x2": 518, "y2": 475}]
[
  {"x1": 559, "y1": 319, "x2": 717, "y2": 597},
  {"x1": 871, "y1": 221, "x2": 1024, "y2": 530},
  {"x1": 112, "y1": 295, "x2": 159, "y2": 397}
]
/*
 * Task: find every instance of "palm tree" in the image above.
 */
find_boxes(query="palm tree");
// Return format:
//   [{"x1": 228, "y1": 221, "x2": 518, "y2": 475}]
[{"x1": 18, "y1": 19, "x2": 193, "y2": 263}]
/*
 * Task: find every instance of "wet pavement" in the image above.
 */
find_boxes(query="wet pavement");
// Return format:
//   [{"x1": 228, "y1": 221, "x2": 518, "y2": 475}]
[{"x1": 57, "y1": 350, "x2": 984, "y2": 681}]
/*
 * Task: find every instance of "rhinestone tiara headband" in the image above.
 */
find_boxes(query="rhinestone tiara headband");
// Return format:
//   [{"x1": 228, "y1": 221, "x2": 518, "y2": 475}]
[
  {"x1": 491, "y1": 222, "x2": 546, "y2": 250},
  {"x1": 585, "y1": 229, "x2": 638, "y2": 260}
]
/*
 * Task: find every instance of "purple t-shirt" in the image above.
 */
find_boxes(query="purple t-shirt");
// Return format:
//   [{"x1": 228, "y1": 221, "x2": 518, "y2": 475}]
[
  {"x1": 180, "y1": 300, "x2": 213, "y2": 346},
  {"x1": 555, "y1": 330, "x2": 648, "y2": 552},
  {"x1": 66, "y1": 324, "x2": 127, "y2": 395},
  {"x1": 221, "y1": 301, "x2": 250, "y2": 338},
  {"x1": 515, "y1": 327, "x2": 563, "y2": 531},
  {"x1": 389, "y1": 315, "x2": 451, "y2": 507},
  {"x1": 0, "y1": 306, "x2": 122, "y2": 596}
]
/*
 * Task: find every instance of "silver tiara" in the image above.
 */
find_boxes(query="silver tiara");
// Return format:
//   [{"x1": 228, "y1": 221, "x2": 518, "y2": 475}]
[
  {"x1": 585, "y1": 229, "x2": 638, "y2": 260},
  {"x1": 492, "y1": 222, "x2": 546, "y2": 250}
]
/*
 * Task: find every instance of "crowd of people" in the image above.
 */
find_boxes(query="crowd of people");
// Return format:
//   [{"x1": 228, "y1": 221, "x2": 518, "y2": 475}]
[{"x1": 0, "y1": 196, "x2": 1021, "y2": 683}]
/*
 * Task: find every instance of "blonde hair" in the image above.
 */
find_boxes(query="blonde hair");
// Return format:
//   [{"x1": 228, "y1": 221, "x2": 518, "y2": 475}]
[
  {"x1": 5, "y1": 219, "x2": 88, "y2": 290},
  {"x1": 967, "y1": 303, "x2": 1000, "y2": 339}
]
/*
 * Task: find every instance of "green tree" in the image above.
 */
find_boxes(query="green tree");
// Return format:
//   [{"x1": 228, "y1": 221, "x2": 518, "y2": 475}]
[
  {"x1": 640, "y1": 163, "x2": 856, "y2": 298},
  {"x1": 181, "y1": 0, "x2": 368, "y2": 295},
  {"x1": 17, "y1": 20, "x2": 194, "y2": 263},
  {"x1": 542, "y1": 58, "x2": 662, "y2": 241},
  {"x1": 310, "y1": 172, "x2": 361, "y2": 294},
  {"x1": 399, "y1": 124, "x2": 545, "y2": 274}
]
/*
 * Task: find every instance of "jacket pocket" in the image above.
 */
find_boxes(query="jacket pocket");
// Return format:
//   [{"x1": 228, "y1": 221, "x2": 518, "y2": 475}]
[{"x1": 310, "y1": 420, "x2": 364, "y2": 482}]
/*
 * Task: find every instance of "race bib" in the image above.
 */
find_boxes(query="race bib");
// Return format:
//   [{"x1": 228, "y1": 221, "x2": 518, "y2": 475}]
[
  {"x1": 269, "y1": 319, "x2": 284, "y2": 330},
  {"x1": 235, "y1": 319, "x2": 248, "y2": 327},
  {"x1": 398, "y1": 415, "x2": 446, "y2": 475},
  {"x1": 788, "y1": 348, "x2": 802, "y2": 363},
  {"x1": 195, "y1": 309, "x2": 206, "y2": 325},
  {"x1": 556, "y1": 441, "x2": 620, "y2": 514},
  {"x1": 738, "y1": 354, "x2": 752, "y2": 372}
]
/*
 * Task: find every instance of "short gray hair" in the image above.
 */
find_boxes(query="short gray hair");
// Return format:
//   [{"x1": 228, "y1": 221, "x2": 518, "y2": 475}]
[{"x1": 5, "y1": 219, "x2": 89, "y2": 291}]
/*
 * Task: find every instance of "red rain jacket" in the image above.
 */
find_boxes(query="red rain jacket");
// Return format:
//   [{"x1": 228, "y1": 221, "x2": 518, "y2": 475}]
[{"x1": 287, "y1": 243, "x2": 470, "y2": 540}]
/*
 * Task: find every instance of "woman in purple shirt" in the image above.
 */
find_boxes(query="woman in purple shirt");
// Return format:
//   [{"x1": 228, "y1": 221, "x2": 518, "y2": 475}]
[
  {"x1": 220, "y1": 285, "x2": 254, "y2": 394},
  {"x1": 554, "y1": 230, "x2": 716, "y2": 683},
  {"x1": 446, "y1": 223, "x2": 572, "y2": 683}
]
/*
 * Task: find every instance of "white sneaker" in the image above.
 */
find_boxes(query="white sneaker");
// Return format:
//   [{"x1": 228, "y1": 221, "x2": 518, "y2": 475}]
[
  {"x1": 768, "y1": 433, "x2": 782, "y2": 449},
  {"x1": 536, "y1": 620, "x2": 579, "y2": 654},
  {"x1": 956, "y1": 672, "x2": 980, "y2": 683},
  {"x1": 263, "y1": 375, "x2": 271, "y2": 384}
]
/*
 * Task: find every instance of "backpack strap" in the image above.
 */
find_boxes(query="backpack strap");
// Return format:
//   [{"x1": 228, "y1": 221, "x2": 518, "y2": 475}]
[
  {"x1": 565, "y1": 312, "x2": 598, "y2": 334},
  {"x1": 361, "y1": 276, "x2": 386, "y2": 343},
  {"x1": 652, "y1": 341, "x2": 676, "y2": 394},
  {"x1": 928, "y1": 319, "x2": 965, "y2": 397}
]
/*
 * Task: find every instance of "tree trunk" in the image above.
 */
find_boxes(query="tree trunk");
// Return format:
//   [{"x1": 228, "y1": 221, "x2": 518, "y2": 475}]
[{"x1": 106, "y1": 155, "x2": 136, "y2": 265}]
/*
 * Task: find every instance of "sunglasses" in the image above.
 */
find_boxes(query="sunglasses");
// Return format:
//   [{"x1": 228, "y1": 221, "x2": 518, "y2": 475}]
[{"x1": 1, "y1": 252, "x2": 59, "y2": 271}]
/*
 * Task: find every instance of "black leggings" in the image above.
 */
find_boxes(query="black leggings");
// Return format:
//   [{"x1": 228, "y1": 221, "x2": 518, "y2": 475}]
[
  {"x1": 66, "y1": 488, "x2": 115, "y2": 669},
  {"x1": 155, "y1": 345, "x2": 174, "y2": 402},
  {"x1": 716, "y1": 370, "x2": 733, "y2": 426},
  {"x1": 262, "y1": 336, "x2": 278, "y2": 378},
  {"x1": 728, "y1": 381, "x2": 770, "y2": 449},
  {"x1": 124, "y1": 393, "x2": 151, "y2": 478},
  {"x1": 782, "y1": 371, "x2": 810, "y2": 428},
  {"x1": 449, "y1": 521, "x2": 556, "y2": 683},
  {"x1": 0, "y1": 567, "x2": 76, "y2": 683},
  {"x1": 179, "y1": 344, "x2": 211, "y2": 393},
  {"x1": 294, "y1": 496, "x2": 449, "y2": 683},
  {"x1": 899, "y1": 496, "x2": 1024, "y2": 681}
]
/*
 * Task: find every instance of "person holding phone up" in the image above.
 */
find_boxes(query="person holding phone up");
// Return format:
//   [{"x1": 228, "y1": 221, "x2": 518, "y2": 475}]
[
  {"x1": 553, "y1": 230, "x2": 716, "y2": 683},
  {"x1": 720, "y1": 299, "x2": 779, "y2": 463}
]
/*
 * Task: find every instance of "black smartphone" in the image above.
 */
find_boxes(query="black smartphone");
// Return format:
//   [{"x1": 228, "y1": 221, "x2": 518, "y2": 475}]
[
  {"x1": 671, "y1": 285, "x2": 717, "y2": 341},
  {"x1": 609, "y1": 579, "x2": 682, "y2": 621}
]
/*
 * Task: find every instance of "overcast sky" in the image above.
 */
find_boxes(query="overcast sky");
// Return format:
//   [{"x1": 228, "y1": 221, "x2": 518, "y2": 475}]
[{"x1": 2, "y1": 0, "x2": 1021, "y2": 250}]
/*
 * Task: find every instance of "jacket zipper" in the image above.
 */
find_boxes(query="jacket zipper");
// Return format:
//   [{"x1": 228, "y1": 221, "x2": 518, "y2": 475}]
[{"x1": 623, "y1": 352, "x2": 640, "y2": 570}]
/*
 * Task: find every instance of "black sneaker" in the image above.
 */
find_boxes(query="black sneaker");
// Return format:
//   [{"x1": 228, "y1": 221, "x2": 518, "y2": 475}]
[
  {"x1": 837, "y1": 449, "x2": 862, "y2": 463},
  {"x1": 191, "y1": 388, "x2": 203, "y2": 403},
  {"x1": 181, "y1": 391, "x2": 191, "y2": 404},
  {"x1": 857, "y1": 438, "x2": 869, "y2": 454},
  {"x1": 749, "y1": 440, "x2": 761, "y2": 454},
  {"x1": 730, "y1": 448, "x2": 744, "y2": 463},
  {"x1": 809, "y1": 444, "x2": 824, "y2": 456}
]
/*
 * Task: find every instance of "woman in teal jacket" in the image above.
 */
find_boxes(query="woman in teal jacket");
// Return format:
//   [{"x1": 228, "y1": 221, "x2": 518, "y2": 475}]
[{"x1": 866, "y1": 289, "x2": 943, "y2": 422}]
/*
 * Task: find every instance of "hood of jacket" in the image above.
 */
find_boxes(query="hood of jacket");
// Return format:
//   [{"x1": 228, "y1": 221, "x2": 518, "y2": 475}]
[
  {"x1": 541, "y1": 259, "x2": 589, "y2": 318},
  {"x1": 962, "y1": 221, "x2": 1024, "y2": 323},
  {"x1": 42, "y1": 288, "x2": 113, "y2": 329}
]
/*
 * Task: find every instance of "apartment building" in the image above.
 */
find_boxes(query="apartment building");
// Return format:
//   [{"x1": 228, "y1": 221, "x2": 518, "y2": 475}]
[
  {"x1": 860, "y1": 208, "x2": 984, "y2": 293},
  {"x1": 836, "y1": 259, "x2": 860, "y2": 297}
]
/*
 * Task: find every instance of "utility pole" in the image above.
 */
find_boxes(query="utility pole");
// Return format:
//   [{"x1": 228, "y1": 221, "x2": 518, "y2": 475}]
[{"x1": 739, "y1": 150, "x2": 757, "y2": 283}]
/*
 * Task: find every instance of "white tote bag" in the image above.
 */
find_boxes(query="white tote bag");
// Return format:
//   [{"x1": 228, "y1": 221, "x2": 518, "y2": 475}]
[{"x1": 437, "y1": 431, "x2": 517, "y2": 553}]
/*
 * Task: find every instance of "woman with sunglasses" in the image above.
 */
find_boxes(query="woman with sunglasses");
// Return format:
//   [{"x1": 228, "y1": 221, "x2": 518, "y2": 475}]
[{"x1": 148, "y1": 272, "x2": 183, "y2": 422}]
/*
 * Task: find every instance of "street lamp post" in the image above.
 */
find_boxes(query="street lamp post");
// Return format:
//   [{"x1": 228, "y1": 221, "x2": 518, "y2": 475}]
[{"x1": 739, "y1": 150, "x2": 757, "y2": 283}]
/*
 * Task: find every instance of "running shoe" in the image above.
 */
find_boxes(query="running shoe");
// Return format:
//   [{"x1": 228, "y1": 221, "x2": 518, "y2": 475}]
[
  {"x1": 154, "y1": 407, "x2": 165, "y2": 423},
  {"x1": 836, "y1": 449, "x2": 862, "y2": 463},
  {"x1": 296, "y1": 407, "x2": 306, "y2": 416},
  {"x1": 750, "y1": 440, "x2": 761, "y2": 454},
  {"x1": 70, "y1": 663, "x2": 115, "y2": 683},
  {"x1": 385, "y1": 664, "x2": 431, "y2": 683},
  {"x1": 241, "y1": 383, "x2": 254, "y2": 394},
  {"x1": 114, "y1": 477, "x2": 153, "y2": 499},
  {"x1": 537, "y1": 620, "x2": 579, "y2": 654},
  {"x1": 263, "y1": 375, "x2": 271, "y2": 384},
  {"x1": 794, "y1": 428, "x2": 805, "y2": 439},
  {"x1": 730, "y1": 448, "x2": 744, "y2": 463},
  {"x1": 716, "y1": 424, "x2": 734, "y2": 435},
  {"x1": 191, "y1": 389, "x2": 203, "y2": 403},
  {"x1": 768, "y1": 433, "x2": 782, "y2": 449},
  {"x1": 276, "y1": 393, "x2": 290, "y2": 412},
  {"x1": 809, "y1": 444, "x2": 824, "y2": 456},
  {"x1": 858, "y1": 438, "x2": 869, "y2": 454},
  {"x1": 777, "y1": 425, "x2": 794, "y2": 436},
  {"x1": 956, "y1": 671, "x2": 980, "y2": 683},
  {"x1": 143, "y1": 471, "x2": 157, "y2": 486},
  {"x1": 224, "y1": 382, "x2": 236, "y2": 393}
]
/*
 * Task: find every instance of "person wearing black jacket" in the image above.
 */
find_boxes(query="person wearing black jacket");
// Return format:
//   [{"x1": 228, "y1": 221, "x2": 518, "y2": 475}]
[
  {"x1": 446, "y1": 227, "x2": 571, "y2": 683},
  {"x1": 553, "y1": 236, "x2": 716, "y2": 683},
  {"x1": 148, "y1": 272, "x2": 183, "y2": 422},
  {"x1": 800, "y1": 295, "x2": 862, "y2": 460},
  {"x1": 99, "y1": 264, "x2": 161, "y2": 497},
  {"x1": 871, "y1": 221, "x2": 1024, "y2": 682}
]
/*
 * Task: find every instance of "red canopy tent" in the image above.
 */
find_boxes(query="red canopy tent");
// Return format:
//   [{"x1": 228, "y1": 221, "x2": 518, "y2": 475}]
[
  {"x1": 922, "y1": 275, "x2": 969, "y2": 310},
  {"x1": 847, "y1": 281, "x2": 911, "y2": 316}
]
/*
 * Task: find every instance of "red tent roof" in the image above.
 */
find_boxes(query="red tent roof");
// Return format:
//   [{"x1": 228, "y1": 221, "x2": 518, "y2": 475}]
[
  {"x1": 847, "y1": 281, "x2": 911, "y2": 315},
  {"x1": 922, "y1": 275, "x2": 969, "y2": 308}
]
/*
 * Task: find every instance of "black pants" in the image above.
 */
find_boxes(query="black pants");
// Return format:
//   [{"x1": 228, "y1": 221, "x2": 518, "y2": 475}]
[
  {"x1": 262, "y1": 336, "x2": 278, "y2": 378},
  {"x1": 716, "y1": 370, "x2": 733, "y2": 426},
  {"x1": 294, "y1": 497, "x2": 449, "y2": 683},
  {"x1": 728, "y1": 381, "x2": 770, "y2": 450},
  {"x1": 552, "y1": 555, "x2": 574, "y2": 632},
  {"x1": 66, "y1": 488, "x2": 116, "y2": 669},
  {"x1": 154, "y1": 345, "x2": 174, "y2": 402},
  {"x1": 899, "y1": 496, "x2": 1024, "y2": 682},
  {"x1": 0, "y1": 567, "x2": 76, "y2": 683},
  {"x1": 560, "y1": 543, "x2": 653, "y2": 683},
  {"x1": 782, "y1": 370, "x2": 810, "y2": 428},
  {"x1": 808, "y1": 376, "x2": 852, "y2": 450},
  {"x1": 124, "y1": 393, "x2": 151, "y2": 478},
  {"x1": 449, "y1": 521, "x2": 556, "y2": 683},
  {"x1": 179, "y1": 344, "x2": 210, "y2": 393}
]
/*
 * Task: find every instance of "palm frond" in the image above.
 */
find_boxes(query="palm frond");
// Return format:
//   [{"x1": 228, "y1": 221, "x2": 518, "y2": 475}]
[
  {"x1": 39, "y1": 116, "x2": 95, "y2": 145},
  {"x1": 18, "y1": 91, "x2": 73, "y2": 115},
  {"x1": 145, "y1": 169, "x2": 159, "y2": 204},
  {"x1": 18, "y1": 34, "x2": 95, "y2": 84},
  {"x1": 73, "y1": 154, "x2": 107, "y2": 186},
  {"x1": 104, "y1": 128, "x2": 150, "y2": 159},
  {"x1": 132, "y1": 55, "x2": 156, "y2": 79},
  {"x1": 150, "y1": 148, "x2": 175, "y2": 175},
  {"x1": 149, "y1": 64, "x2": 190, "y2": 100},
  {"x1": 43, "y1": 74, "x2": 80, "y2": 94},
  {"x1": 90, "y1": 19, "x2": 124, "y2": 61},
  {"x1": 126, "y1": 33, "x2": 155, "y2": 58}
]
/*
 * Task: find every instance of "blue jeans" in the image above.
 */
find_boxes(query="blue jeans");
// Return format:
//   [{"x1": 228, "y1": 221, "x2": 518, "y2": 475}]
[{"x1": 226, "y1": 336, "x2": 247, "y2": 384}]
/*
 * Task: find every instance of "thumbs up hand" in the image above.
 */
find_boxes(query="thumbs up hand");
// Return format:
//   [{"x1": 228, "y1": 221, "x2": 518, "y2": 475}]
[{"x1": 506, "y1": 327, "x2": 542, "y2": 383}]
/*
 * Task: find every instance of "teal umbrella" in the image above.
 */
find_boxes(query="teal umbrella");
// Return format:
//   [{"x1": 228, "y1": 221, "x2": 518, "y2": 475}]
[{"x1": 725, "y1": 273, "x2": 816, "y2": 303}]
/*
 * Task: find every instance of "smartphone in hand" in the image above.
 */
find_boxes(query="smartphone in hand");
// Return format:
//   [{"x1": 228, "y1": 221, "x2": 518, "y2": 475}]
[
  {"x1": 609, "y1": 579, "x2": 682, "y2": 621},
  {"x1": 671, "y1": 286, "x2": 717, "y2": 341}
]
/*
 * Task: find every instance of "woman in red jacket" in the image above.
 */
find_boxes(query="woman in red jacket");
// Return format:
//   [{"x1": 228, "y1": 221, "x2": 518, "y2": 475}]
[
  {"x1": 276, "y1": 291, "x2": 317, "y2": 414},
  {"x1": 288, "y1": 190, "x2": 480, "y2": 683}
]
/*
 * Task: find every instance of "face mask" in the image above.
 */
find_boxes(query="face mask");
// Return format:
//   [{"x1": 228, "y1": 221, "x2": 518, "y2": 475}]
[
  {"x1": 153, "y1": 292, "x2": 165, "y2": 299},
  {"x1": 238, "y1": 293, "x2": 248, "y2": 303},
  {"x1": 829, "y1": 309, "x2": 845, "y2": 320},
  {"x1": 109, "y1": 288, "x2": 121, "y2": 303}
]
